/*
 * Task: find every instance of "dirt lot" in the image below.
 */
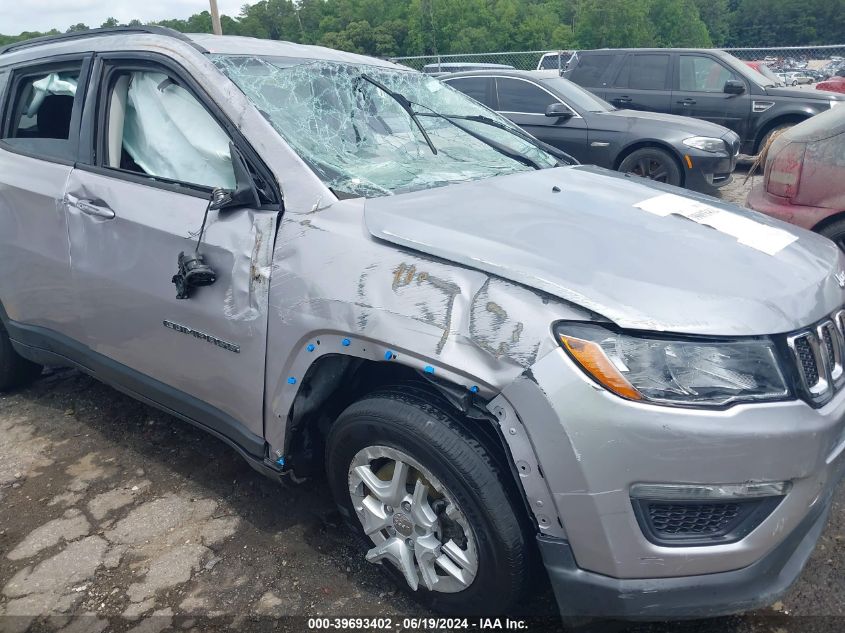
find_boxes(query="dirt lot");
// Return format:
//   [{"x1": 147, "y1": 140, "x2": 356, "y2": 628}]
[{"x1": 1, "y1": 170, "x2": 843, "y2": 633}]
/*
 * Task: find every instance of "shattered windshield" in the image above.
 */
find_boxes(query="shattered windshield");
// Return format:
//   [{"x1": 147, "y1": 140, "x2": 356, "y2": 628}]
[{"x1": 212, "y1": 55, "x2": 559, "y2": 198}]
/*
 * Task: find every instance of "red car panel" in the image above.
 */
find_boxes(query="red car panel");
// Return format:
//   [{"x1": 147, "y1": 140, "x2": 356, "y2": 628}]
[
  {"x1": 747, "y1": 106, "x2": 845, "y2": 232},
  {"x1": 817, "y1": 77, "x2": 845, "y2": 94}
]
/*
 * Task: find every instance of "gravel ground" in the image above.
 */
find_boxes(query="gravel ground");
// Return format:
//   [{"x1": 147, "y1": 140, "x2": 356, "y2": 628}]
[{"x1": 1, "y1": 170, "x2": 843, "y2": 633}]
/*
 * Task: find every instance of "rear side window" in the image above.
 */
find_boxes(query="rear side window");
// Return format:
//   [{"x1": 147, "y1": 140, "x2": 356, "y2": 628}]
[
  {"x1": 568, "y1": 54, "x2": 614, "y2": 87},
  {"x1": 444, "y1": 77, "x2": 493, "y2": 107},
  {"x1": 495, "y1": 78, "x2": 557, "y2": 113},
  {"x1": 1, "y1": 60, "x2": 84, "y2": 161},
  {"x1": 614, "y1": 54, "x2": 670, "y2": 90}
]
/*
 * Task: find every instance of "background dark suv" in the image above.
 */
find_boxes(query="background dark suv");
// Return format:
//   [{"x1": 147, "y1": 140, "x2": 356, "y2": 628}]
[{"x1": 565, "y1": 48, "x2": 845, "y2": 155}]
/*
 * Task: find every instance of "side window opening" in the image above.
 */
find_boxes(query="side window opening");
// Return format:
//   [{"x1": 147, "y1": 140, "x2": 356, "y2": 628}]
[
  {"x1": 679, "y1": 56, "x2": 740, "y2": 92},
  {"x1": 10, "y1": 71, "x2": 79, "y2": 140},
  {"x1": 104, "y1": 69, "x2": 236, "y2": 190},
  {"x1": 568, "y1": 54, "x2": 613, "y2": 87},
  {"x1": 495, "y1": 78, "x2": 559, "y2": 114},
  {"x1": 444, "y1": 77, "x2": 490, "y2": 107},
  {"x1": 1, "y1": 61, "x2": 84, "y2": 161},
  {"x1": 628, "y1": 55, "x2": 670, "y2": 91}
]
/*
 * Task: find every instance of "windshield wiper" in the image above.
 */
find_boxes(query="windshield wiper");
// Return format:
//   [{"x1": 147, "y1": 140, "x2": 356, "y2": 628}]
[
  {"x1": 358, "y1": 73, "x2": 438, "y2": 155},
  {"x1": 415, "y1": 108, "x2": 577, "y2": 167},
  {"x1": 412, "y1": 107, "x2": 543, "y2": 170}
]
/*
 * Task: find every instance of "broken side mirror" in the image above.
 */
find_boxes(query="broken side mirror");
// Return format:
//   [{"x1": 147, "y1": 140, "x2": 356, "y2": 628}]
[
  {"x1": 545, "y1": 103, "x2": 574, "y2": 121},
  {"x1": 172, "y1": 143, "x2": 260, "y2": 300},
  {"x1": 723, "y1": 80, "x2": 746, "y2": 95},
  {"x1": 209, "y1": 142, "x2": 261, "y2": 212}
]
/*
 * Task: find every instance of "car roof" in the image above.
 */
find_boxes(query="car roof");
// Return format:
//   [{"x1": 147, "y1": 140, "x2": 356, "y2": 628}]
[
  {"x1": 576, "y1": 47, "x2": 728, "y2": 55},
  {"x1": 423, "y1": 62, "x2": 514, "y2": 69},
  {"x1": 441, "y1": 69, "x2": 561, "y2": 80},
  {"x1": 0, "y1": 27, "x2": 400, "y2": 70}
]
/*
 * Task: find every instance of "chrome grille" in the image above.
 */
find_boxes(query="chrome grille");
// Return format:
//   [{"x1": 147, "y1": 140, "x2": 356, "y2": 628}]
[{"x1": 787, "y1": 310, "x2": 845, "y2": 405}]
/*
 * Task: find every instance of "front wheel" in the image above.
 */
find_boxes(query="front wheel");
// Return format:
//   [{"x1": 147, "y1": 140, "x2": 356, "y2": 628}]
[
  {"x1": 326, "y1": 388, "x2": 531, "y2": 615},
  {"x1": 618, "y1": 147, "x2": 682, "y2": 187}
]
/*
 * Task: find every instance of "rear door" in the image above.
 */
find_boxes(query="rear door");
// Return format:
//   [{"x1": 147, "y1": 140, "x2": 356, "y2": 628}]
[
  {"x1": 64, "y1": 53, "x2": 279, "y2": 452},
  {"x1": 492, "y1": 76, "x2": 589, "y2": 161},
  {"x1": 0, "y1": 55, "x2": 92, "y2": 343},
  {"x1": 671, "y1": 53, "x2": 750, "y2": 138},
  {"x1": 603, "y1": 52, "x2": 672, "y2": 112}
]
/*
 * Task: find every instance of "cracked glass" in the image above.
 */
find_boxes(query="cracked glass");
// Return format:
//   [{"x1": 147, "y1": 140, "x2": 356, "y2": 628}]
[{"x1": 212, "y1": 56, "x2": 559, "y2": 198}]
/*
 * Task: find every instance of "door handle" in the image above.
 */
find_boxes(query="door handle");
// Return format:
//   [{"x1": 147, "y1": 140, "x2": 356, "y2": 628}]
[
  {"x1": 69, "y1": 198, "x2": 115, "y2": 220},
  {"x1": 677, "y1": 98, "x2": 697, "y2": 106},
  {"x1": 615, "y1": 96, "x2": 633, "y2": 104}
]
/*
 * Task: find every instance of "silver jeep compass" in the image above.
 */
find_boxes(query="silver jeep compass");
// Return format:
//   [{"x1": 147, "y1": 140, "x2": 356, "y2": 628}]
[{"x1": 0, "y1": 27, "x2": 843, "y2": 619}]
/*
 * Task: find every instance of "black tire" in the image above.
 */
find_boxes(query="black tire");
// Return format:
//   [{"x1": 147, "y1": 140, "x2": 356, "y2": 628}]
[
  {"x1": 758, "y1": 123, "x2": 794, "y2": 155},
  {"x1": 0, "y1": 320, "x2": 43, "y2": 391},
  {"x1": 818, "y1": 217, "x2": 845, "y2": 252},
  {"x1": 617, "y1": 147, "x2": 682, "y2": 186},
  {"x1": 326, "y1": 387, "x2": 531, "y2": 616}
]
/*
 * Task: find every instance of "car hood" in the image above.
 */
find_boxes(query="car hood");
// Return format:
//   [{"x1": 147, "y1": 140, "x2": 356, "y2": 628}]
[
  {"x1": 365, "y1": 165, "x2": 845, "y2": 336},
  {"x1": 595, "y1": 108, "x2": 732, "y2": 137},
  {"x1": 765, "y1": 85, "x2": 844, "y2": 99}
]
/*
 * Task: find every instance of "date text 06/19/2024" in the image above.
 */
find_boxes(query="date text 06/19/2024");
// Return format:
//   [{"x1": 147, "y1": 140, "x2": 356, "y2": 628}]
[{"x1": 307, "y1": 618, "x2": 529, "y2": 630}]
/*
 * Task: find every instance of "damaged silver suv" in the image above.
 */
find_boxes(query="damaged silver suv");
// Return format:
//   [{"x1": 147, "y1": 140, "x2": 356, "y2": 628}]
[{"x1": 1, "y1": 27, "x2": 844, "y2": 619}]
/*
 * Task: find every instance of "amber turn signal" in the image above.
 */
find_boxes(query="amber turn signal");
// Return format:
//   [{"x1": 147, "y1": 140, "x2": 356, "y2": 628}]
[{"x1": 559, "y1": 334, "x2": 643, "y2": 401}]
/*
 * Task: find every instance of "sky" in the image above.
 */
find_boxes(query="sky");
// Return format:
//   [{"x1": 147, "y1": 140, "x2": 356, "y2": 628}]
[{"x1": 1, "y1": 0, "x2": 247, "y2": 35}]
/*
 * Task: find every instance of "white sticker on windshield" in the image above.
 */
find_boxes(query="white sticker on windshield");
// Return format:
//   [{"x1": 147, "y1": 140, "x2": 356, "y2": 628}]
[{"x1": 634, "y1": 193, "x2": 797, "y2": 256}]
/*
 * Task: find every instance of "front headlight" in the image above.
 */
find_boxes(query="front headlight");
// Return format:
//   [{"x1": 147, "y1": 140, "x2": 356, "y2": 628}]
[
  {"x1": 682, "y1": 136, "x2": 726, "y2": 153},
  {"x1": 556, "y1": 323, "x2": 789, "y2": 407}
]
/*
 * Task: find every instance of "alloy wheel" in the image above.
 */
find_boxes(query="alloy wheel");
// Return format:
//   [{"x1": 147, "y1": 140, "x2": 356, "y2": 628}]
[
  {"x1": 347, "y1": 445, "x2": 478, "y2": 593},
  {"x1": 627, "y1": 156, "x2": 670, "y2": 182}
]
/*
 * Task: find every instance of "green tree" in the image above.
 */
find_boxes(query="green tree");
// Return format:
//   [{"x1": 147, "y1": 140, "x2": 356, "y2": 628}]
[
  {"x1": 649, "y1": 0, "x2": 712, "y2": 47},
  {"x1": 692, "y1": 0, "x2": 731, "y2": 45},
  {"x1": 575, "y1": 0, "x2": 654, "y2": 48}
]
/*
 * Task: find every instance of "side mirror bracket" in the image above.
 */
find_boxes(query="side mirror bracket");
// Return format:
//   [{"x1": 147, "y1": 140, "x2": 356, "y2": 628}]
[
  {"x1": 210, "y1": 142, "x2": 261, "y2": 212},
  {"x1": 171, "y1": 143, "x2": 260, "y2": 300}
]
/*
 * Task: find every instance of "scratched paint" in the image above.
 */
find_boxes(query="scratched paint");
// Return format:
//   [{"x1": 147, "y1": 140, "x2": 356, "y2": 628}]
[{"x1": 264, "y1": 195, "x2": 592, "y2": 453}]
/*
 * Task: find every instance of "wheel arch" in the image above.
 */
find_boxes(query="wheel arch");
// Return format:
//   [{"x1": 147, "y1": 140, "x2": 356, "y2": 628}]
[
  {"x1": 753, "y1": 114, "x2": 808, "y2": 154},
  {"x1": 612, "y1": 140, "x2": 686, "y2": 186},
  {"x1": 811, "y1": 209, "x2": 845, "y2": 235},
  {"x1": 278, "y1": 345, "x2": 565, "y2": 539}
]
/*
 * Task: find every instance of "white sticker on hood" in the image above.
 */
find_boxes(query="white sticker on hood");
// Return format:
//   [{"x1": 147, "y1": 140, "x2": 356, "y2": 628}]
[{"x1": 634, "y1": 193, "x2": 798, "y2": 256}]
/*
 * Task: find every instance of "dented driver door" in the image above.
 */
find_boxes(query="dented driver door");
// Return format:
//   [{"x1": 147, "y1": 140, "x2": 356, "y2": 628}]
[{"x1": 63, "y1": 58, "x2": 278, "y2": 455}]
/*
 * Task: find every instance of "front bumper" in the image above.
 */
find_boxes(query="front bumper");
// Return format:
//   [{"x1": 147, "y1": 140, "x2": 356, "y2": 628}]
[
  {"x1": 502, "y1": 347, "x2": 845, "y2": 617},
  {"x1": 683, "y1": 150, "x2": 737, "y2": 191},
  {"x1": 537, "y1": 491, "x2": 834, "y2": 619}
]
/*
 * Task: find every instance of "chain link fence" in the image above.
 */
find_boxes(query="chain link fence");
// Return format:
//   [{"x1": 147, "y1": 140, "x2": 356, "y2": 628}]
[{"x1": 391, "y1": 45, "x2": 845, "y2": 77}]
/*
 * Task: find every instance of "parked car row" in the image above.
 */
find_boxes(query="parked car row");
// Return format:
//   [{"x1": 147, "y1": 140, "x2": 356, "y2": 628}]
[
  {"x1": 443, "y1": 69, "x2": 739, "y2": 191},
  {"x1": 563, "y1": 48, "x2": 844, "y2": 156},
  {"x1": 776, "y1": 70, "x2": 814, "y2": 86},
  {"x1": 818, "y1": 69, "x2": 845, "y2": 94}
]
